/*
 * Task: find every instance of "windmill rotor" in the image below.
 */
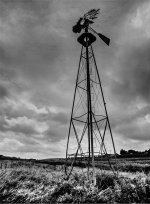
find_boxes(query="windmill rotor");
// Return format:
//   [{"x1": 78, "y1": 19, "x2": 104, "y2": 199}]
[
  {"x1": 83, "y1": 8, "x2": 100, "y2": 20},
  {"x1": 72, "y1": 8, "x2": 110, "y2": 46}
]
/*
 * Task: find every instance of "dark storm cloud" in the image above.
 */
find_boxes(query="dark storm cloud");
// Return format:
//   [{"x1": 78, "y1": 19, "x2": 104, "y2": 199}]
[
  {"x1": 98, "y1": 0, "x2": 150, "y2": 146},
  {"x1": 52, "y1": 112, "x2": 69, "y2": 124},
  {"x1": 44, "y1": 124, "x2": 68, "y2": 142},
  {"x1": 17, "y1": 135, "x2": 39, "y2": 146},
  {"x1": 0, "y1": 116, "x2": 8, "y2": 132},
  {"x1": 4, "y1": 105, "x2": 36, "y2": 120},
  {"x1": 0, "y1": 0, "x2": 65, "y2": 87},
  {"x1": 17, "y1": 143, "x2": 43, "y2": 153},
  {"x1": 0, "y1": 85, "x2": 8, "y2": 98},
  {"x1": 8, "y1": 123, "x2": 38, "y2": 135},
  {"x1": 0, "y1": 68, "x2": 17, "y2": 82},
  {"x1": 0, "y1": 115, "x2": 38, "y2": 135},
  {"x1": 111, "y1": 105, "x2": 150, "y2": 129},
  {"x1": 116, "y1": 121, "x2": 150, "y2": 141},
  {"x1": 0, "y1": 0, "x2": 52, "y2": 20},
  {"x1": 35, "y1": 108, "x2": 69, "y2": 124},
  {"x1": 0, "y1": 0, "x2": 78, "y2": 158},
  {"x1": 111, "y1": 42, "x2": 150, "y2": 102},
  {"x1": 110, "y1": 103, "x2": 150, "y2": 142},
  {"x1": 0, "y1": 0, "x2": 149, "y2": 158}
]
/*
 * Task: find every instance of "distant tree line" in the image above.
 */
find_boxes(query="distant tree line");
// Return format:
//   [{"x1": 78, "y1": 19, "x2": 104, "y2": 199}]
[
  {"x1": 120, "y1": 149, "x2": 150, "y2": 158},
  {"x1": 0, "y1": 155, "x2": 36, "y2": 162}
]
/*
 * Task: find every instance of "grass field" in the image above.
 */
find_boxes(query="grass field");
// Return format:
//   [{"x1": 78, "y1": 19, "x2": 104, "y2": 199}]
[
  {"x1": 0, "y1": 158, "x2": 150, "y2": 203},
  {"x1": 64, "y1": 156, "x2": 150, "y2": 173},
  {"x1": 0, "y1": 160, "x2": 150, "y2": 203}
]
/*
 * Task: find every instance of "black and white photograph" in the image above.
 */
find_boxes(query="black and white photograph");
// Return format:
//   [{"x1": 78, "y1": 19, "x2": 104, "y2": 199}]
[{"x1": 0, "y1": 0, "x2": 150, "y2": 203}]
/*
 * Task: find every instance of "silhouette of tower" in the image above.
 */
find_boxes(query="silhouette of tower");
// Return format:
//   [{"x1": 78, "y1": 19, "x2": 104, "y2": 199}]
[{"x1": 65, "y1": 9, "x2": 118, "y2": 180}]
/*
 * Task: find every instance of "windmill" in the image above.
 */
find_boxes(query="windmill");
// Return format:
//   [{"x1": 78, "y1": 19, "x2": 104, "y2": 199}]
[{"x1": 65, "y1": 9, "x2": 118, "y2": 181}]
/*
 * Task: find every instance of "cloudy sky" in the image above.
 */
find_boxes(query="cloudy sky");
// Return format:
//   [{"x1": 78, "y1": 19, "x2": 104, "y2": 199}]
[{"x1": 0, "y1": 0, "x2": 150, "y2": 159}]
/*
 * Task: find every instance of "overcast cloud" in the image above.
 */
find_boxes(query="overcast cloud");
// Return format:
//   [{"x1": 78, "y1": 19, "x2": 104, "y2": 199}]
[{"x1": 0, "y1": 0, "x2": 150, "y2": 159}]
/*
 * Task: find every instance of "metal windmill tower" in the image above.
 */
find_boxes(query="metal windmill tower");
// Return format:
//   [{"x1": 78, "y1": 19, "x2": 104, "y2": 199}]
[{"x1": 65, "y1": 9, "x2": 118, "y2": 180}]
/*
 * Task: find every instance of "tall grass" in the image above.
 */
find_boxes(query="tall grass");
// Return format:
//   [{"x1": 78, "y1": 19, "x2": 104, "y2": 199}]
[{"x1": 0, "y1": 166, "x2": 150, "y2": 203}]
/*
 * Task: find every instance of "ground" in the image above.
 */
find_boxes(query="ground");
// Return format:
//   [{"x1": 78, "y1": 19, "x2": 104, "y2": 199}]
[{"x1": 0, "y1": 158, "x2": 150, "y2": 203}]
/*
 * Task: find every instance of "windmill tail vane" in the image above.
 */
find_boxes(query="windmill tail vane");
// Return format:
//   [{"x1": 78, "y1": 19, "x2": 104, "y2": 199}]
[{"x1": 89, "y1": 27, "x2": 110, "y2": 46}]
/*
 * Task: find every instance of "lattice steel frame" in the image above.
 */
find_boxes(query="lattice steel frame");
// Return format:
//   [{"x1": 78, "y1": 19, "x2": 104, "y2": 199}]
[{"x1": 65, "y1": 24, "x2": 118, "y2": 181}]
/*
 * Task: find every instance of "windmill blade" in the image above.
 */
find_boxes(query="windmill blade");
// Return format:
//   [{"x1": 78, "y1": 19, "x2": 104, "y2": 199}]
[
  {"x1": 84, "y1": 9, "x2": 100, "y2": 20},
  {"x1": 87, "y1": 9, "x2": 100, "y2": 16},
  {"x1": 98, "y1": 33, "x2": 110, "y2": 46}
]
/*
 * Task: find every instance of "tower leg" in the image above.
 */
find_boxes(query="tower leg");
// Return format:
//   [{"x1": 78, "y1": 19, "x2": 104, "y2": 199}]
[
  {"x1": 65, "y1": 47, "x2": 83, "y2": 176},
  {"x1": 91, "y1": 46, "x2": 118, "y2": 176},
  {"x1": 85, "y1": 30, "x2": 95, "y2": 182}
]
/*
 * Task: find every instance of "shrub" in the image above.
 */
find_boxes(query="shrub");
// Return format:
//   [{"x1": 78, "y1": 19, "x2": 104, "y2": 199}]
[{"x1": 96, "y1": 173, "x2": 118, "y2": 190}]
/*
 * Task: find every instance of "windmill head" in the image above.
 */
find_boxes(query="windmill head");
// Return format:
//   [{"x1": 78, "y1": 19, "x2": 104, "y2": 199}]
[
  {"x1": 73, "y1": 9, "x2": 110, "y2": 46},
  {"x1": 72, "y1": 9, "x2": 100, "y2": 33}
]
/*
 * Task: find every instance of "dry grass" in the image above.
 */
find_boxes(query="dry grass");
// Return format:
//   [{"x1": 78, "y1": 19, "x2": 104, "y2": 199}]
[{"x1": 0, "y1": 165, "x2": 150, "y2": 203}]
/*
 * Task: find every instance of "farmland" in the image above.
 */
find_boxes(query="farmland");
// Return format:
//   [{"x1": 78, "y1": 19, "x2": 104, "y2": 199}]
[
  {"x1": 42, "y1": 156, "x2": 150, "y2": 173},
  {"x1": 0, "y1": 157, "x2": 150, "y2": 203}
]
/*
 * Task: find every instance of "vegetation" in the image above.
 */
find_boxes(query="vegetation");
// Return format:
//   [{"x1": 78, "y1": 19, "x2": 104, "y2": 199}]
[
  {"x1": 0, "y1": 165, "x2": 150, "y2": 203},
  {"x1": 120, "y1": 148, "x2": 150, "y2": 157},
  {"x1": 0, "y1": 153, "x2": 150, "y2": 203}
]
